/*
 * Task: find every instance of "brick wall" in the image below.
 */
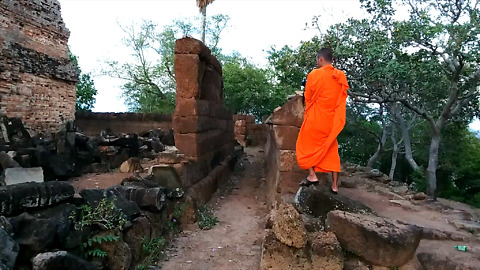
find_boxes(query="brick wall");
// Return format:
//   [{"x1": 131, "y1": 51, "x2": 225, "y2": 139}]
[
  {"x1": 265, "y1": 95, "x2": 307, "y2": 205},
  {"x1": 75, "y1": 112, "x2": 172, "y2": 136},
  {"x1": 0, "y1": 0, "x2": 77, "y2": 136},
  {"x1": 234, "y1": 114, "x2": 267, "y2": 147}
]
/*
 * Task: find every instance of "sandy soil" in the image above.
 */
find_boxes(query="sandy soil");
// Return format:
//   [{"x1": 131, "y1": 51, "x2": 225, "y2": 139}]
[{"x1": 159, "y1": 147, "x2": 268, "y2": 270}]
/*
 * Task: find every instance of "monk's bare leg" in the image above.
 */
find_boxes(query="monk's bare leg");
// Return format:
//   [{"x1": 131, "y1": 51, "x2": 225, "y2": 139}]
[
  {"x1": 331, "y1": 172, "x2": 339, "y2": 192},
  {"x1": 307, "y1": 167, "x2": 319, "y2": 182}
]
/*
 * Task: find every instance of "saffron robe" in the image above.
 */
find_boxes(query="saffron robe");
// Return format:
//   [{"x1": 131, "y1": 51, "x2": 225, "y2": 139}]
[{"x1": 296, "y1": 64, "x2": 349, "y2": 172}]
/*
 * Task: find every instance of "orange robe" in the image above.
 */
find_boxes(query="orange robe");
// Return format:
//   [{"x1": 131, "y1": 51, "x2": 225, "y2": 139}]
[{"x1": 296, "y1": 64, "x2": 349, "y2": 172}]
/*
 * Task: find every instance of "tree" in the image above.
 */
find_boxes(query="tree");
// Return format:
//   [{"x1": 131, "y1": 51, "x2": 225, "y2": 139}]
[
  {"x1": 327, "y1": 0, "x2": 480, "y2": 197},
  {"x1": 196, "y1": 0, "x2": 216, "y2": 43},
  {"x1": 69, "y1": 50, "x2": 98, "y2": 111},
  {"x1": 103, "y1": 15, "x2": 230, "y2": 113},
  {"x1": 223, "y1": 56, "x2": 289, "y2": 120}
]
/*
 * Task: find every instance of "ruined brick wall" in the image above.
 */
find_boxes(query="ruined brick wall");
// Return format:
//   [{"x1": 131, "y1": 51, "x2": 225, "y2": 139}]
[
  {"x1": 172, "y1": 37, "x2": 235, "y2": 199},
  {"x1": 234, "y1": 114, "x2": 267, "y2": 147},
  {"x1": 0, "y1": 0, "x2": 77, "y2": 136},
  {"x1": 265, "y1": 95, "x2": 306, "y2": 205},
  {"x1": 75, "y1": 112, "x2": 172, "y2": 136}
]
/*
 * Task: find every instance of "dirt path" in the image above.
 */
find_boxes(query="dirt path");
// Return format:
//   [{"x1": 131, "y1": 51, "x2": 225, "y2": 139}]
[{"x1": 160, "y1": 147, "x2": 268, "y2": 270}]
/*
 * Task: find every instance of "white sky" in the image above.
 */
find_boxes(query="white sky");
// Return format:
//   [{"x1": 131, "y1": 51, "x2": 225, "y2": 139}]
[
  {"x1": 58, "y1": 0, "x2": 480, "y2": 130},
  {"x1": 59, "y1": 0, "x2": 364, "y2": 112}
]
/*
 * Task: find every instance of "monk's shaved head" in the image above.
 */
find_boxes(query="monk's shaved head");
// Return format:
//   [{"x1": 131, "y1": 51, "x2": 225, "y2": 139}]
[{"x1": 317, "y1": 48, "x2": 333, "y2": 62}]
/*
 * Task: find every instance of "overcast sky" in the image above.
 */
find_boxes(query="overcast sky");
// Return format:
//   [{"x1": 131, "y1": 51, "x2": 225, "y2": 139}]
[{"x1": 58, "y1": 0, "x2": 480, "y2": 130}]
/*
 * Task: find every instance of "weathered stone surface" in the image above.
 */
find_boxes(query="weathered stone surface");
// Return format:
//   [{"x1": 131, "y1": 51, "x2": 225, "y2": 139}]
[
  {"x1": 294, "y1": 185, "x2": 373, "y2": 222},
  {"x1": 148, "y1": 165, "x2": 182, "y2": 189},
  {"x1": 0, "y1": 151, "x2": 20, "y2": 169},
  {"x1": 0, "y1": 227, "x2": 19, "y2": 269},
  {"x1": 0, "y1": 181, "x2": 74, "y2": 216},
  {"x1": 123, "y1": 217, "x2": 152, "y2": 265},
  {"x1": 10, "y1": 204, "x2": 76, "y2": 253},
  {"x1": 32, "y1": 251, "x2": 96, "y2": 270},
  {"x1": 392, "y1": 185, "x2": 409, "y2": 195},
  {"x1": 340, "y1": 177, "x2": 357, "y2": 188},
  {"x1": 273, "y1": 125, "x2": 300, "y2": 150},
  {"x1": 95, "y1": 232, "x2": 132, "y2": 270},
  {"x1": 413, "y1": 192, "x2": 427, "y2": 200},
  {"x1": 272, "y1": 203, "x2": 307, "y2": 248},
  {"x1": 343, "y1": 255, "x2": 370, "y2": 270},
  {"x1": 300, "y1": 214, "x2": 324, "y2": 232},
  {"x1": 260, "y1": 229, "x2": 310, "y2": 270},
  {"x1": 398, "y1": 257, "x2": 423, "y2": 270},
  {"x1": 80, "y1": 188, "x2": 141, "y2": 220},
  {"x1": 0, "y1": 0, "x2": 77, "y2": 135},
  {"x1": 0, "y1": 263, "x2": 7, "y2": 270},
  {"x1": 123, "y1": 187, "x2": 167, "y2": 212},
  {"x1": 4, "y1": 167, "x2": 44, "y2": 185},
  {"x1": 266, "y1": 96, "x2": 304, "y2": 128},
  {"x1": 119, "y1": 157, "x2": 143, "y2": 173},
  {"x1": 309, "y1": 231, "x2": 344, "y2": 270},
  {"x1": 326, "y1": 210, "x2": 422, "y2": 267}
]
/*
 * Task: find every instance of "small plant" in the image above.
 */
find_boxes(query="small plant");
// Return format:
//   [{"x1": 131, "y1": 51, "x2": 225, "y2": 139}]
[
  {"x1": 82, "y1": 234, "x2": 120, "y2": 259},
  {"x1": 71, "y1": 198, "x2": 126, "y2": 231},
  {"x1": 138, "y1": 237, "x2": 167, "y2": 268},
  {"x1": 166, "y1": 203, "x2": 187, "y2": 232},
  {"x1": 196, "y1": 204, "x2": 218, "y2": 230}
]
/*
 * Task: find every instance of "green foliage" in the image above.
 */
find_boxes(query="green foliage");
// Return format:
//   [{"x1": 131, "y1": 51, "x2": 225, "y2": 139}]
[
  {"x1": 136, "y1": 236, "x2": 167, "y2": 268},
  {"x1": 82, "y1": 234, "x2": 120, "y2": 258},
  {"x1": 72, "y1": 199, "x2": 126, "y2": 231},
  {"x1": 166, "y1": 203, "x2": 187, "y2": 232},
  {"x1": 196, "y1": 204, "x2": 218, "y2": 230},
  {"x1": 223, "y1": 57, "x2": 289, "y2": 120},
  {"x1": 68, "y1": 49, "x2": 98, "y2": 111}
]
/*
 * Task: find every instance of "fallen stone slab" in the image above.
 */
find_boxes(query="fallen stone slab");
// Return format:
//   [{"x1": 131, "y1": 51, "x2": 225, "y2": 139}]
[
  {"x1": 148, "y1": 165, "x2": 182, "y2": 189},
  {"x1": 326, "y1": 210, "x2": 422, "y2": 267},
  {"x1": 417, "y1": 240, "x2": 480, "y2": 270},
  {"x1": 0, "y1": 227, "x2": 19, "y2": 269},
  {"x1": 32, "y1": 251, "x2": 96, "y2": 270},
  {"x1": 4, "y1": 167, "x2": 44, "y2": 185},
  {"x1": 309, "y1": 231, "x2": 344, "y2": 269},
  {"x1": 294, "y1": 185, "x2": 373, "y2": 223},
  {"x1": 272, "y1": 203, "x2": 307, "y2": 248},
  {"x1": 123, "y1": 187, "x2": 167, "y2": 212},
  {"x1": 0, "y1": 181, "x2": 74, "y2": 216},
  {"x1": 80, "y1": 187, "x2": 141, "y2": 220}
]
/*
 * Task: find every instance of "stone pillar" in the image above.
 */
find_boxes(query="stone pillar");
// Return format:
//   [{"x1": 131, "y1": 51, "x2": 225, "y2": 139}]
[
  {"x1": 265, "y1": 95, "x2": 308, "y2": 204},
  {"x1": 0, "y1": 0, "x2": 78, "y2": 135},
  {"x1": 173, "y1": 37, "x2": 235, "y2": 189}
]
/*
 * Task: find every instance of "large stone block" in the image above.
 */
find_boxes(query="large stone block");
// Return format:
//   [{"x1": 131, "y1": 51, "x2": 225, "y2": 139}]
[
  {"x1": 148, "y1": 165, "x2": 182, "y2": 189},
  {"x1": 272, "y1": 203, "x2": 307, "y2": 248},
  {"x1": 0, "y1": 181, "x2": 74, "y2": 216},
  {"x1": 294, "y1": 185, "x2": 373, "y2": 223},
  {"x1": 276, "y1": 171, "x2": 306, "y2": 195},
  {"x1": 326, "y1": 210, "x2": 422, "y2": 267},
  {"x1": 174, "y1": 37, "x2": 211, "y2": 56},
  {"x1": 273, "y1": 125, "x2": 300, "y2": 150},
  {"x1": 4, "y1": 167, "x2": 44, "y2": 185},
  {"x1": 123, "y1": 217, "x2": 152, "y2": 265},
  {"x1": 200, "y1": 66, "x2": 222, "y2": 102},
  {"x1": 174, "y1": 54, "x2": 204, "y2": 99},
  {"x1": 0, "y1": 227, "x2": 19, "y2": 269},
  {"x1": 279, "y1": 150, "x2": 301, "y2": 172},
  {"x1": 309, "y1": 231, "x2": 344, "y2": 270},
  {"x1": 123, "y1": 187, "x2": 167, "y2": 212},
  {"x1": 266, "y1": 96, "x2": 304, "y2": 128},
  {"x1": 32, "y1": 251, "x2": 96, "y2": 270}
]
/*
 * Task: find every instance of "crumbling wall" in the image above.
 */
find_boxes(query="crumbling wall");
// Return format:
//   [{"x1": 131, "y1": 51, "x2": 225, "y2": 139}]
[
  {"x1": 234, "y1": 114, "x2": 267, "y2": 147},
  {"x1": 75, "y1": 112, "x2": 172, "y2": 136},
  {"x1": 167, "y1": 37, "x2": 236, "y2": 203},
  {"x1": 265, "y1": 95, "x2": 309, "y2": 205},
  {"x1": 0, "y1": 0, "x2": 77, "y2": 136}
]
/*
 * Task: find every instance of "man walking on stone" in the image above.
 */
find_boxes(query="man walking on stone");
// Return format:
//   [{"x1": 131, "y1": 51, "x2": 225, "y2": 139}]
[{"x1": 296, "y1": 48, "x2": 349, "y2": 194}]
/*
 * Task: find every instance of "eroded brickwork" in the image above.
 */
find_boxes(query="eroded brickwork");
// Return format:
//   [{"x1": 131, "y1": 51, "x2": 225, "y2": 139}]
[
  {"x1": 171, "y1": 37, "x2": 235, "y2": 201},
  {"x1": 0, "y1": 0, "x2": 77, "y2": 135},
  {"x1": 234, "y1": 114, "x2": 267, "y2": 147}
]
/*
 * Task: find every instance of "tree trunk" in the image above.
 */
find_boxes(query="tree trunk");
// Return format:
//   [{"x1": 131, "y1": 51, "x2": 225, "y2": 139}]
[
  {"x1": 426, "y1": 128, "x2": 441, "y2": 198},
  {"x1": 201, "y1": 6, "x2": 207, "y2": 43},
  {"x1": 395, "y1": 107, "x2": 420, "y2": 171},
  {"x1": 367, "y1": 104, "x2": 387, "y2": 168},
  {"x1": 389, "y1": 123, "x2": 399, "y2": 180}
]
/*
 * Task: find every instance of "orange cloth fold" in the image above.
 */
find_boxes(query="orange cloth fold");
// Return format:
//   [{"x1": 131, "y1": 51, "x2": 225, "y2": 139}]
[{"x1": 296, "y1": 64, "x2": 349, "y2": 172}]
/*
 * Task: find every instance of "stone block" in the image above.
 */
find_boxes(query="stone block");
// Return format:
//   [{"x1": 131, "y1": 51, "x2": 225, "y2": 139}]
[
  {"x1": 273, "y1": 125, "x2": 300, "y2": 150},
  {"x1": 32, "y1": 251, "x2": 96, "y2": 270},
  {"x1": 309, "y1": 231, "x2": 344, "y2": 269},
  {"x1": 174, "y1": 98, "x2": 209, "y2": 117},
  {"x1": 187, "y1": 175, "x2": 217, "y2": 204},
  {"x1": 124, "y1": 187, "x2": 167, "y2": 212},
  {"x1": 148, "y1": 165, "x2": 182, "y2": 189},
  {"x1": 326, "y1": 210, "x2": 422, "y2": 267},
  {"x1": 4, "y1": 167, "x2": 44, "y2": 185},
  {"x1": 175, "y1": 37, "x2": 211, "y2": 56},
  {"x1": 0, "y1": 228, "x2": 19, "y2": 269},
  {"x1": 272, "y1": 203, "x2": 307, "y2": 248},
  {"x1": 279, "y1": 150, "x2": 301, "y2": 172},
  {"x1": 276, "y1": 171, "x2": 305, "y2": 195},
  {"x1": 200, "y1": 66, "x2": 222, "y2": 102},
  {"x1": 266, "y1": 96, "x2": 304, "y2": 128},
  {"x1": 0, "y1": 181, "x2": 74, "y2": 216},
  {"x1": 174, "y1": 54, "x2": 204, "y2": 99}
]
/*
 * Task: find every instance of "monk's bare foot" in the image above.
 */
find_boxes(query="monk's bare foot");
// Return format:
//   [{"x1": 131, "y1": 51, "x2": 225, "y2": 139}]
[
  {"x1": 331, "y1": 185, "x2": 338, "y2": 193},
  {"x1": 306, "y1": 176, "x2": 319, "y2": 182}
]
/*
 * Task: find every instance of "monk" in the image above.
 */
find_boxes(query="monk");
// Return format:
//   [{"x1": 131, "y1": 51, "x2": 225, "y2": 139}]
[{"x1": 296, "y1": 48, "x2": 349, "y2": 194}]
